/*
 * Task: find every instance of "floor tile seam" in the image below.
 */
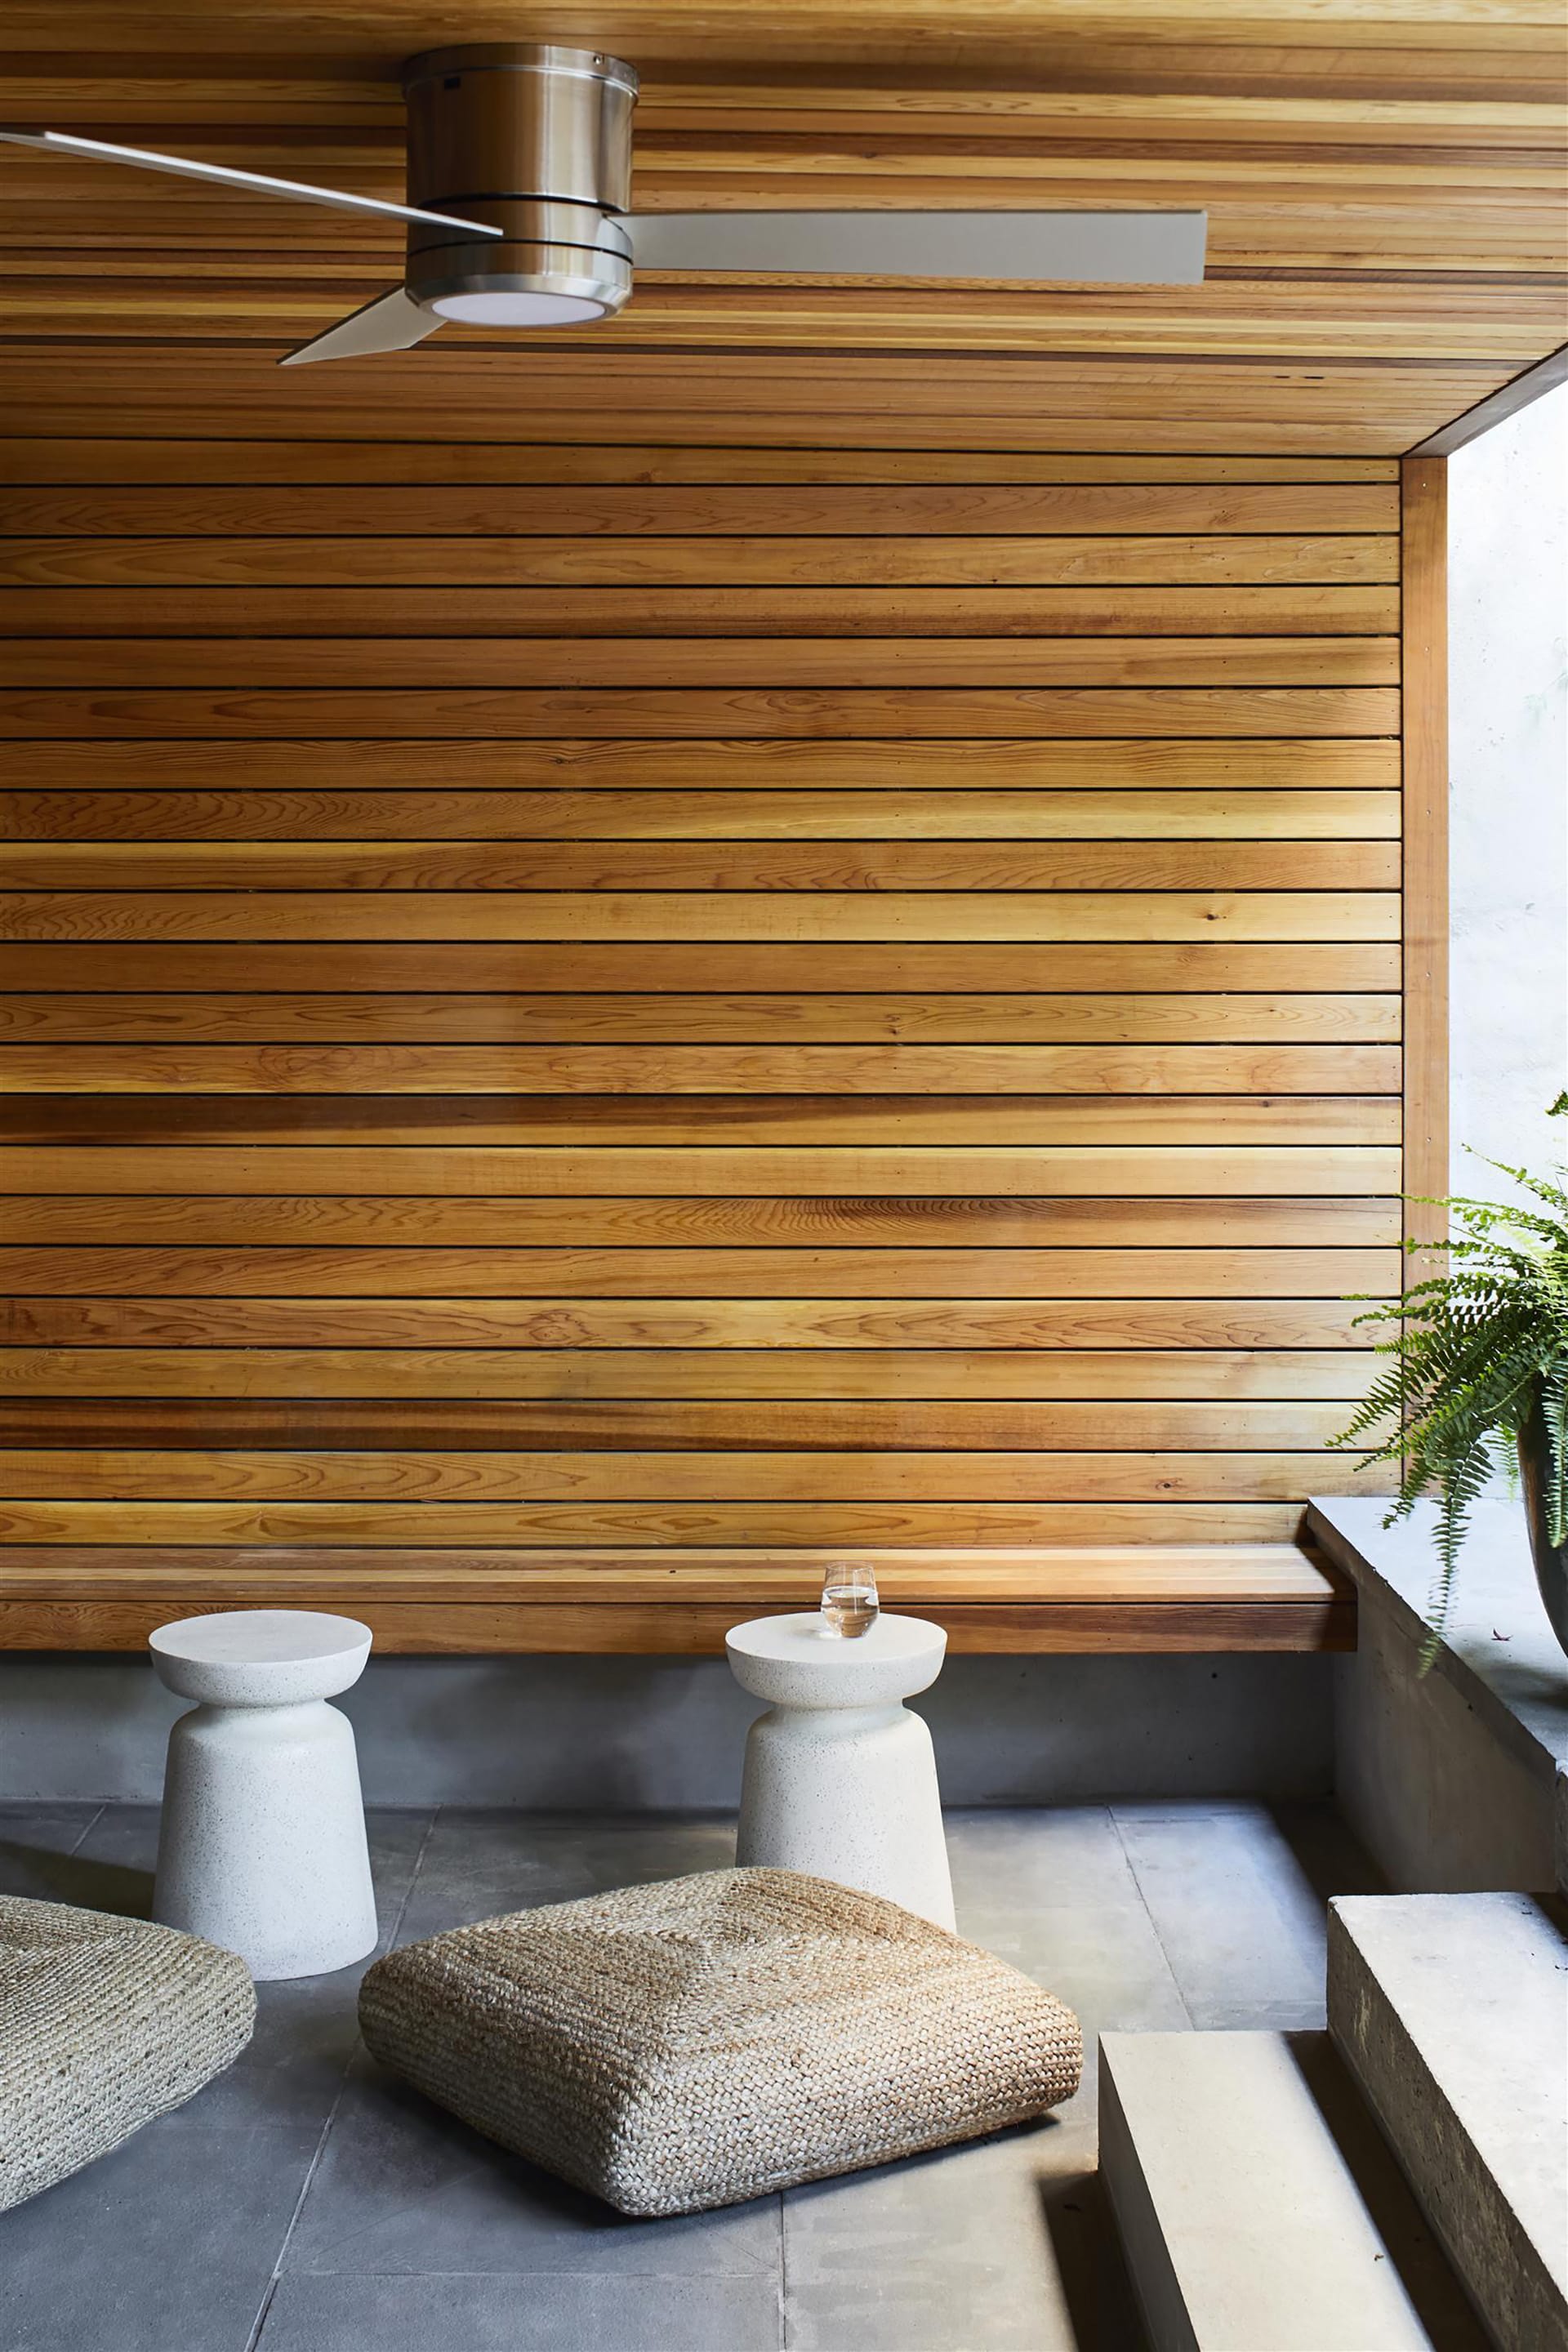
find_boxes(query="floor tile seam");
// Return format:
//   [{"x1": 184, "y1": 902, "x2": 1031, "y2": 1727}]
[
  {"x1": 67, "y1": 1802, "x2": 106, "y2": 1856},
  {"x1": 244, "y1": 1809, "x2": 441, "y2": 2350},
  {"x1": 380, "y1": 1805, "x2": 440, "y2": 1953},
  {"x1": 291, "y1": 2262, "x2": 780, "y2": 2279},
  {"x1": 1106, "y1": 1808, "x2": 1196, "y2": 2033}
]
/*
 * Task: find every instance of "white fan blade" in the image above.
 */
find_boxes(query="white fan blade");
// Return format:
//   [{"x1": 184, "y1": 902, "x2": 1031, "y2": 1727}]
[
  {"x1": 0, "y1": 128, "x2": 504, "y2": 238},
  {"x1": 280, "y1": 288, "x2": 444, "y2": 368},
  {"x1": 629, "y1": 211, "x2": 1205, "y2": 286}
]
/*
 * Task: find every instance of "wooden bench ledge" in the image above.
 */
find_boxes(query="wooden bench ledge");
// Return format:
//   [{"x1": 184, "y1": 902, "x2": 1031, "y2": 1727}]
[{"x1": 0, "y1": 1544, "x2": 1353, "y2": 1655}]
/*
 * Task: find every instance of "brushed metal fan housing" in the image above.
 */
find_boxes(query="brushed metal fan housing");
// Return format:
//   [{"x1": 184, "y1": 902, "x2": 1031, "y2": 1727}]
[{"x1": 400, "y1": 45, "x2": 639, "y2": 321}]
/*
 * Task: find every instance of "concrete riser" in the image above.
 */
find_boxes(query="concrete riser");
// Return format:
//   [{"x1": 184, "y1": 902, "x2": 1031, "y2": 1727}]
[
  {"x1": 1328, "y1": 1904, "x2": 1568, "y2": 2352},
  {"x1": 1098, "y1": 2055, "x2": 1200, "y2": 2352}
]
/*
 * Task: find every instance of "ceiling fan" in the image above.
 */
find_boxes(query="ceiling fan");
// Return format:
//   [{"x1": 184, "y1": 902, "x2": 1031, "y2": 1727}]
[{"x1": 0, "y1": 42, "x2": 1206, "y2": 368}]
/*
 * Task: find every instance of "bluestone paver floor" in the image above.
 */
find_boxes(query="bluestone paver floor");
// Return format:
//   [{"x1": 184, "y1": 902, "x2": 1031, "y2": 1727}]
[{"x1": 0, "y1": 1800, "x2": 1383, "y2": 2352}]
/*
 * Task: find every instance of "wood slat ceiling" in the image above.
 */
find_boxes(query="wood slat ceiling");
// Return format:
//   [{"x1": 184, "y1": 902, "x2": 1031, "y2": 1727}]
[{"x1": 1, "y1": 2, "x2": 1564, "y2": 451}]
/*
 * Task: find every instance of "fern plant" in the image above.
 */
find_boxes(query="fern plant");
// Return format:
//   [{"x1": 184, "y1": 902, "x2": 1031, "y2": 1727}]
[{"x1": 1334, "y1": 1095, "x2": 1568, "y2": 1651}]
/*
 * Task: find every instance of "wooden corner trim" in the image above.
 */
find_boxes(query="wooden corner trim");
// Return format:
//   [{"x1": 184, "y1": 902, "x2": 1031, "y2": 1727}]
[
  {"x1": 1400, "y1": 457, "x2": 1449, "y2": 1271},
  {"x1": 1407, "y1": 344, "x2": 1568, "y2": 461}
]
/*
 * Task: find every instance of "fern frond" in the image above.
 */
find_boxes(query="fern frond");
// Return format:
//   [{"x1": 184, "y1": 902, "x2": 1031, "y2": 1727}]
[{"x1": 1333, "y1": 1108, "x2": 1568, "y2": 1659}]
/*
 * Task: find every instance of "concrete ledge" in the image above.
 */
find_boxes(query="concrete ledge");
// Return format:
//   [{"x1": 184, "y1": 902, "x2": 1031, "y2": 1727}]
[{"x1": 1330, "y1": 1893, "x2": 1568, "y2": 2352}]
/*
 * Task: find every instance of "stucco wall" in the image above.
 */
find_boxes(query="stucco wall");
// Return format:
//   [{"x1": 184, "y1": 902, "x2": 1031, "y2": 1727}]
[{"x1": 1447, "y1": 383, "x2": 1568, "y2": 1205}]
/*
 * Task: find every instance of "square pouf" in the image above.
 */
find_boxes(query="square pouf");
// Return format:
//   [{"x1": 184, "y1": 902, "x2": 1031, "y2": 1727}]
[
  {"x1": 0, "y1": 1894, "x2": 256, "y2": 2212},
  {"x1": 359, "y1": 1867, "x2": 1081, "y2": 2216}
]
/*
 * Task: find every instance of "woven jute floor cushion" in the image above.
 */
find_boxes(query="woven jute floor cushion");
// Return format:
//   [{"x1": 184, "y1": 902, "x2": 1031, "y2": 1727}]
[
  {"x1": 359, "y1": 1866, "x2": 1081, "y2": 2216},
  {"x1": 0, "y1": 1894, "x2": 256, "y2": 2212}
]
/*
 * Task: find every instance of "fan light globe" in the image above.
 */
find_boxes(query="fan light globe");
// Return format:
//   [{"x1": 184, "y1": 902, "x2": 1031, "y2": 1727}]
[{"x1": 428, "y1": 289, "x2": 607, "y2": 326}]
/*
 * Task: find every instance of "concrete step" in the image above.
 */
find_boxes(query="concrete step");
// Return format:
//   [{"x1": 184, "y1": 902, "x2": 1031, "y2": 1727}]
[
  {"x1": 1099, "y1": 2029, "x2": 1488, "y2": 2351},
  {"x1": 1330, "y1": 1892, "x2": 1568, "y2": 2352}
]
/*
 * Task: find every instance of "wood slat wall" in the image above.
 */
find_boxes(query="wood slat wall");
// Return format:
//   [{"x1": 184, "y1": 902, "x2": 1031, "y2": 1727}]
[{"x1": 0, "y1": 438, "x2": 1410, "y2": 1646}]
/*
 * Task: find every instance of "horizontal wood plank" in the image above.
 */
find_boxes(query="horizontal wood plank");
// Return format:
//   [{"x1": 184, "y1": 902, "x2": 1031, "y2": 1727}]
[
  {"x1": 0, "y1": 1498, "x2": 1330, "y2": 1546},
  {"x1": 0, "y1": 483, "x2": 1404, "y2": 536},
  {"x1": 0, "y1": 1396, "x2": 1377, "y2": 1450},
  {"x1": 0, "y1": 787, "x2": 1403, "y2": 842},
  {"x1": 0, "y1": 1449, "x2": 1372, "y2": 1503},
  {"x1": 0, "y1": 1143, "x2": 1404, "y2": 1193},
  {"x1": 0, "y1": 688, "x2": 1403, "y2": 737},
  {"x1": 0, "y1": 1042, "x2": 1402, "y2": 1097},
  {"x1": 0, "y1": 838, "x2": 1402, "y2": 891},
  {"x1": 0, "y1": 445, "x2": 1405, "y2": 488},
  {"x1": 0, "y1": 1245, "x2": 1401, "y2": 1298},
  {"x1": 0, "y1": 992, "x2": 1405, "y2": 1045},
  {"x1": 0, "y1": 737, "x2": 1405, "y2": 793},
  {"x1": 0, "y1": 584, "x2": 1403, "y2": 636},
  {"x1": 0, "y1": 1196, "x2": 1402, "y2": 1247},
  {"x1": 0, "y1": 536, "x2": 1404, "y2": 590},
  {"x1": 0, "y1": 890, "x2": 1403, "y2": 942},
  {"x1": 0, "y1": 940, "x2": 1408, "y2": 991},
  {"x1": 0, "y1": 1348, "x2": 1379, "y2": 1401},
  {"x1": 0, "y1": 635, "x2": 1401, "y2": 691},
  {"x1": 0, "y1": 1296, "x2": 1374, "y2": 1348}
]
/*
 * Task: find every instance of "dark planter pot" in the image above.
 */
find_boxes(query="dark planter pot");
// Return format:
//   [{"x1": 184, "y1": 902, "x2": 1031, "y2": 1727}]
[{"x1": 1518, "y1": 1392, "x2": 1568, "y2": 1662}]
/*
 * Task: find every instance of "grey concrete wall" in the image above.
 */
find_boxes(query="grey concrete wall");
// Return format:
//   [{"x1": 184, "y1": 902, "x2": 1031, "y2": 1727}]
[
  {"x1": 0, "y1": 1651, "x2": 1334, "y2": 1809},
  {"x1": 1335, "y1": 1603, "x2": 1556, "y2": 1893},
  {"x1": 1447, "y1": 381, "x2": 1568, "y2": 1201}
]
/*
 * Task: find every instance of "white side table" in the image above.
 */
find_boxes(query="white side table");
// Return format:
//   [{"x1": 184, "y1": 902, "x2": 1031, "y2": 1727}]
[
  {"x1": 149, "y1": 1609, "x2": 378, "y2": 1981},
  {"x1": 725, "y1": 1611, "x2": 956, "y2": 1930}
]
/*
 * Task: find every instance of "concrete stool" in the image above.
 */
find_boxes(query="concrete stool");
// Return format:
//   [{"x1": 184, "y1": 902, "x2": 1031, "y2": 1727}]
[
  {"x1": 149, "y1": 1610, "x2": 377, "y2": 1981},
  {"x1": 725, "y1": 1612, "x2": 955, "y2": 1930}
]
